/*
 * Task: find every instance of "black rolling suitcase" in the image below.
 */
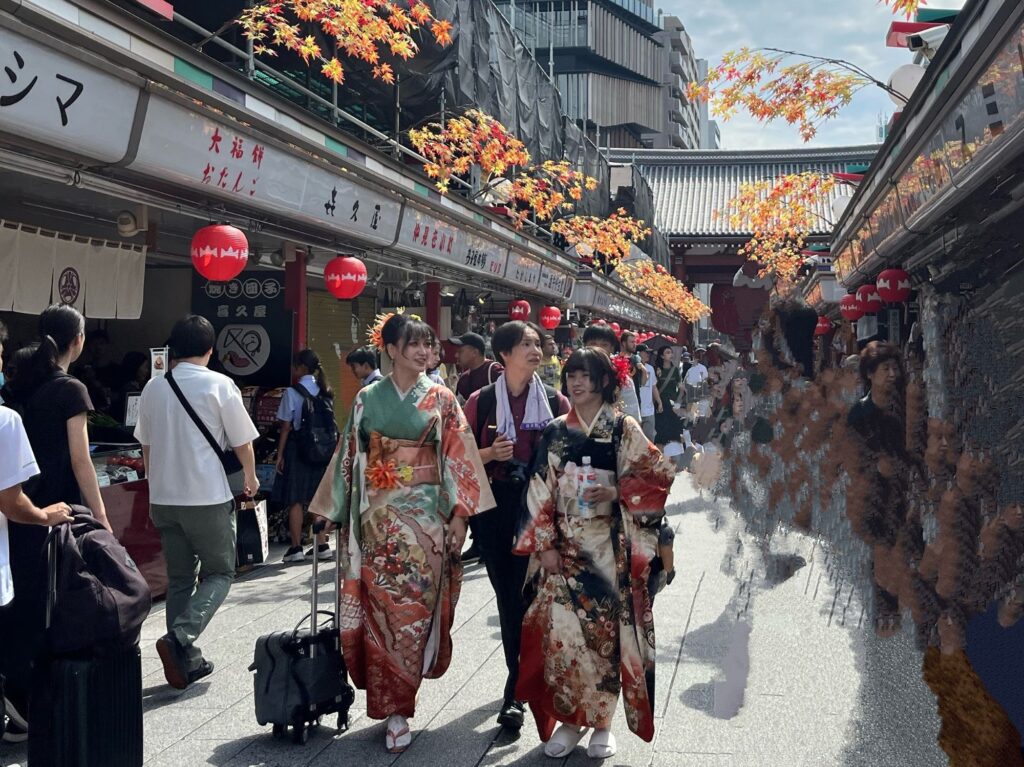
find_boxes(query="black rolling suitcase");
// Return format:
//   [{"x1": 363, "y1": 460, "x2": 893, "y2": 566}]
[
  {"x1": 28, "y1": 529, "x2": 145, "y2": 767},
  {"x1": 250, "y1": 521, "x2": 355, "y2": 744}
]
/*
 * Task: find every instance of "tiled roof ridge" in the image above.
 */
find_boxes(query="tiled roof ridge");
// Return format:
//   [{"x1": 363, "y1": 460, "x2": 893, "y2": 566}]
[{"x1": 610, "y1": 145, "x2": 879, "y2": 164}]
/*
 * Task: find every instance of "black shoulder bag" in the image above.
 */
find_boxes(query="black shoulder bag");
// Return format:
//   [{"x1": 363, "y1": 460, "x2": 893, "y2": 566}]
[{"x1": 165, "y1": 369, "x2": 245, "y2": 497}]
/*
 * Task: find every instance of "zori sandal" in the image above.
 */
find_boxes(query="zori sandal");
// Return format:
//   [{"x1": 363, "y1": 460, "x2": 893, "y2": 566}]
[{"x1": 543, "y1": 724, "x2": 589, "y2": 758}]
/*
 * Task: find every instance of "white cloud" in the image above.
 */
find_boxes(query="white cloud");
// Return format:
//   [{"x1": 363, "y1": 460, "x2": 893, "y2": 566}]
[{"x1": 669, "y1": 0, "x2": 912, "y2": 148}]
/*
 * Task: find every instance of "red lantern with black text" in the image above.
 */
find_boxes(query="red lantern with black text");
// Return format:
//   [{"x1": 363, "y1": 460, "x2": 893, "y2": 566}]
[
  {"x1": 539, "y1": 306, "x2": 561, "y2": 330},
  {"x1": 509, "y1": 299, "x2": 530, "y2": 320},
  {"x1": 814, "y1": 316, "x2": 832, "y2": 336},
  {"x1": 856, "y1": 283, "x2": 883, "y2": 314},
  {"x1": 876, "y1": 268, "x2": 911, "y2": 303},
  {"x1": 191, "y1": 224, "x2": 249, "y2": 282},
  {"x1": 324, "y1": 255, "x2": 367, "y2": 299},
  {"x1": 840, "y1": 294, "x2": 864, "y2": 322}
]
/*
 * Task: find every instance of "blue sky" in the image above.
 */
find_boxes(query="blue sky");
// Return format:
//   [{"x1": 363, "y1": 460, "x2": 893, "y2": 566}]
[{"x1": 665, "y1": 0, "x2": 918, "y2": 149}]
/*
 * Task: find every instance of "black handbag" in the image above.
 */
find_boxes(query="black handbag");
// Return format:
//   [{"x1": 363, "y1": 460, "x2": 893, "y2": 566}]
[{"x1": 165, "y1": 368, "x2": 245, "y2": 496}]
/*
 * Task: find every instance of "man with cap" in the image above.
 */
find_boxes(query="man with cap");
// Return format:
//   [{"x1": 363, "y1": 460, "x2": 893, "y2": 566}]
[{"x1": 453, "y1": 332, "x2": 503, "y2": 404}]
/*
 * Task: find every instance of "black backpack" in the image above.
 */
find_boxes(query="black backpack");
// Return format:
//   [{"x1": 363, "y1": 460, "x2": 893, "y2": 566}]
[
  {"x1": 292, "y1": 385, "x2": 340, "y2": 465},
  {"x1": 45, "y1": 507, "x2": 152, "y2": 654}
]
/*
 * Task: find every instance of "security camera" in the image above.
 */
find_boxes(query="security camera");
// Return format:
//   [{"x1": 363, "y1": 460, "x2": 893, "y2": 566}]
[{"x1": 907, "y1": 25, "x2": 949, "y2": 57}]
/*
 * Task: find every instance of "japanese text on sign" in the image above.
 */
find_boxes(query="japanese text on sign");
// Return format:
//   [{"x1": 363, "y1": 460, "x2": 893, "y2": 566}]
[{"x1": 201, "y1": 127, "x2": 263, "y2": 197}]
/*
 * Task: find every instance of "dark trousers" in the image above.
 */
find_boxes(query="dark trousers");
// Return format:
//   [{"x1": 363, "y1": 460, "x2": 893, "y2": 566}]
[{"x1": 469, "y1": 480, "x2": 530, "y2": 706}]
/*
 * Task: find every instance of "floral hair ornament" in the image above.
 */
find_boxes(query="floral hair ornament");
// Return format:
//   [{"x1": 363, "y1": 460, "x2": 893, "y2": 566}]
[
  {"x1": 612, "y1": 355, "x2": 632, "y2": 388},
  {"x1": 367, "y1": 307, "x2": 407, "y2": 350}
]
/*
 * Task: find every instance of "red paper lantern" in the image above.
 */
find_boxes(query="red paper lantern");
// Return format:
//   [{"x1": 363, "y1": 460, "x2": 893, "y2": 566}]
[
  {"x1": 814, "y1": 316, "x2": 832, "y2": 336},
  {"x1": 610, "y1": 322, "x2": 621, "y2": 337},
  {"x1": 856, "y1": 283, "x2": 883, "y2": 314},
  {"x1": 324, "y1": 255, "x2": 367, "y2": 299},
  {"x1": 839, "y1": 294, "x2": 864, "y2": 322},
  {"x1": 539, "y1": 306, "x2": 561, "y2": 330},
  {"x1": 191, "y1": 224, "x2": 248, "y2": 282},
  {"x1": 876, "y1": 268, "x2": 911, "y2": 303},
  {"x1": 509, "y1": 299, "x2": 530, "y2": 320},
  {"x1": 594, "y1": 319, "x2": 607, "y2": 325}
]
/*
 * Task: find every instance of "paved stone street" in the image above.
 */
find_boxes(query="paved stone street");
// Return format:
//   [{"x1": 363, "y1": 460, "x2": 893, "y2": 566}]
[{"x1": 2, "y1": 475, "x2": 949, "y2": 767}]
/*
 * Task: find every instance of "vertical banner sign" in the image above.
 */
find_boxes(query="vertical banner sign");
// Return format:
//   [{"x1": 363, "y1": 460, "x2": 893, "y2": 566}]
[{"x1": 191, "y1": 269, "x2": 291, "y2": 387}]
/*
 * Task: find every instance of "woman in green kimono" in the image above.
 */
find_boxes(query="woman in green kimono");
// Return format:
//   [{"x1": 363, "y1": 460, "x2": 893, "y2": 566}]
[
  {"x1": 311, "y1": 313, "x2": 494, "y2": 753},
  {"x1": 515, "y1": 348, "x2": 676, "y2": 759}
]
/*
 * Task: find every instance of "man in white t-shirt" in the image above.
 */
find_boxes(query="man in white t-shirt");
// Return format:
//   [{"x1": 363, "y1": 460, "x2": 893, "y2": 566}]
[
  {"x1": 636, "y1": 344, "x2": 661, "y2": 441},
  {"x1": 135, "y1": 315, "x2": 259, "y2": 691},
  {"x1": 683, "y1": 348, "x2": 709, "y2": 393}
]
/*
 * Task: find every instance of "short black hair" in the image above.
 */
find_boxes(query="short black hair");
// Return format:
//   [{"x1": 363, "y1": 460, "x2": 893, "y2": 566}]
[
  {"x1": 346, "y1": 347, "x2": 378, "y2": 367},
  {"x1": 582, "y1": 324, "x2": 619, "y2": 352},
  {"x1": 562, "y1": 348, "x2": 618, "y2": 404},
  {"x1": 491, "y1": 321, "x2": 542, "y2": 366},
  {"x1": 168, "y1": 315, "x2": 216, "y2": 360}
]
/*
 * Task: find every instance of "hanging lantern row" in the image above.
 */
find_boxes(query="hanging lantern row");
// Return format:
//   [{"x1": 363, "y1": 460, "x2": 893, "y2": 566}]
[
  {"x1": 191, "y1": 224, "x2": 249, "y2": 282},
  {"x1": 324, "y1": 255, "x2": 367, "y2": 299},
  {"x1": 840, "y1": 267, "x2": 912, "y2": 322}
]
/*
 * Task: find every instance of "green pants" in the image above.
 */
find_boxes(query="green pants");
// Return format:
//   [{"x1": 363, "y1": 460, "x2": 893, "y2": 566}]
[{"x1": 151, "y1": 501, "x2": 236, "y2": 670}]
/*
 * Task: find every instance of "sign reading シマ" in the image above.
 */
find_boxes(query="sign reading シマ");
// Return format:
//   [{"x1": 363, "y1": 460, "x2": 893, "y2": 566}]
[
  {"x1": 191, "y1": 270, "x2": 291, "y2": 388},
  {"x1": 0, "y1": 27, "x2": 141, "y2": 162}
]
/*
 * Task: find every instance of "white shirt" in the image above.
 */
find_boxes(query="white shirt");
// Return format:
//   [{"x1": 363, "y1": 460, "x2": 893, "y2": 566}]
[
  {"x1": 618, "y1": 374, "x2": 642, "y2": 422},
  {"x1": 276, "y1": 375, "x2": 320, "y2": 430},
  {"x1": 135, "y1": 362, "x2": 259, "y2": 506},
  {"x1": 638, "y1": 363, "x2": 657, "y2": 418},
  {"x1": 684, "y1": 362, "x2": 709, "y2": 387},
  {"x1": 0, "y1": 407, "x2": 40, "y2": 606}
]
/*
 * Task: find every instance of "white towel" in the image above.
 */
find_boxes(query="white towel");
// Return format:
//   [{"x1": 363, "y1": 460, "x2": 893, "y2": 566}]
[{"x1": 495, "y1": 373, "x2": 554, "y2": 443}]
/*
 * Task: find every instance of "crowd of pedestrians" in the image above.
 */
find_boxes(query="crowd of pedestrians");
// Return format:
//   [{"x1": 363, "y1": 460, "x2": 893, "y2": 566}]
[{"x1": 0, "y1": 302, "x2": 787, "y2": 759}]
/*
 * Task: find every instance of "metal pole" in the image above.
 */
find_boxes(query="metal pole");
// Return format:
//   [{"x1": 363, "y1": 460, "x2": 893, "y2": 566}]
[
  {"x1": 549, "y1": 0, "x2": 555, "y2": 79},
  {"x1": 394, "y1": 74, "x2": 401, "y2": 160},
  {"x1": 440, "y1": 87, "x2": 446, "y2": 128},
  {"x1": 245, "y1": 1, "x2": 255, "y2": 78}
]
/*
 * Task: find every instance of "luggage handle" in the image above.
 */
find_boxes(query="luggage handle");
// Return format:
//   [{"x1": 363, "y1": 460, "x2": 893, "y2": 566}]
[
  {"x1": 292, "y1": 610, "x2": 336, "y2": 637},
  {"x1": 309, "y1": 519, "x2": 343, "y2": 659}
]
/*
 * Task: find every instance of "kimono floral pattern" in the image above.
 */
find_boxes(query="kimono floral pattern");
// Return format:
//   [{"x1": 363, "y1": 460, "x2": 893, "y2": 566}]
[
  {"x1": 309, "y1": 375, "x2": 494, "y2": 720},
  {"x1": 514, "y1": 406, "x2": 675, "y2": 742}
]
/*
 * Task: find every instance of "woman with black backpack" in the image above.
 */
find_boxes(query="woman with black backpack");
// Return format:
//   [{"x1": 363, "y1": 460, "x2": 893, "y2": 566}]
[
  {"x1": 274, "y1": 349, "x2": 338, "y2": 563},
  {"x1": 0, "y1": 304, "x2": 111, "y2": 733}
]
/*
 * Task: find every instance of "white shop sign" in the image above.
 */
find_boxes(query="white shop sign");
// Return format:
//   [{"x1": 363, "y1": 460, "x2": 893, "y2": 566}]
[
  {"x1": 463, "y1": 234, "x2": 509, "y2": 279},
  {"x1": 129, "y1": 98, "x2": 401, "y2": 246},
  {"x1": 537, "y1": 265, "x2": 574, "y2": 299},
  {"x1": 505, "y1": 253, "x2": 542, "y2": 290},
  {"x1": 0, "y1": 27, "x2": 141, "y2": 162},
  {"x1": 396, "y1": 207, "x2": 468, "y2": 264}
]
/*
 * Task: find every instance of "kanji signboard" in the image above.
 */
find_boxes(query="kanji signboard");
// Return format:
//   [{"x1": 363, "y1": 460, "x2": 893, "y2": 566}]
[
  {"x1": 130, "y1": 98, "x2": 401, "y2": 247},
  {"x1": 0, "y1": 27, "x2": 140, "y2": 162}
]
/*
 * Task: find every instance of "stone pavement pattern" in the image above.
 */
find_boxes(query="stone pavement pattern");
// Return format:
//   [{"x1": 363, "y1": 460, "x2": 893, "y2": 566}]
[{"x1": 2, "y1": 475, "x2": 949, "y2": 767}]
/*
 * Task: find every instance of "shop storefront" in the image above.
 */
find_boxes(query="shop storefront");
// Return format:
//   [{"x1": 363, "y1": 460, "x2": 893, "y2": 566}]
[{"x1": 0, "y1": 6, "x2": 679, "y2": 601}]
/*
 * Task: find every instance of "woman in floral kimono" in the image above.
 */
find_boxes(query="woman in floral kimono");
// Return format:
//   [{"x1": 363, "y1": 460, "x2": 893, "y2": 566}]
[
  {"x1": 515, "y1": 348, "x2": 676, "y2": 759},
  {"x1": 310, "y1": 313, "x2": 494, "y2": 752}
]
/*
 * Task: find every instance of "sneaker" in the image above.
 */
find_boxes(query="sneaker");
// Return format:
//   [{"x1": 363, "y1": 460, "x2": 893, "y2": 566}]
[
  {"x1": 188, "y1": 658, "x2": 215, "y2": 684},
  {"x1": 307, "y1": 543, "x2": 334, "y2": 561},
  {"x1": 156, "y1": 633, "x2": 189, "y2": 690},
  {"x1": 283, "y1": 545, "x2": 306, "y2": 563},
  {"x1": 460, "y1": 543, "x2": 481, "y2": 564}
]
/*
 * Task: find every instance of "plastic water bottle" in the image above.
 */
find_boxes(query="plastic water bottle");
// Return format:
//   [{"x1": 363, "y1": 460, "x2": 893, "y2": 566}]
[{"x1": 577, "y1": 456, "x2": 597, "y2": 517}]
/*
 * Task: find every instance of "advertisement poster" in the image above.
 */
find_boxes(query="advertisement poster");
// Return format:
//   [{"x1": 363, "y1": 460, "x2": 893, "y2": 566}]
[
  {"x1": 191, "y1": 270, "x2": 291, "y2": 387},
  {"x1": 149, "y1": 347, "x2": 168, "y2": 378}
]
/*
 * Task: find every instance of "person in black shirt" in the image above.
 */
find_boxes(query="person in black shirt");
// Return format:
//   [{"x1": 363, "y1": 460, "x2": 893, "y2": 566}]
[{"x1": 0, "y1": 305, "x2": 110, "y2": 724}]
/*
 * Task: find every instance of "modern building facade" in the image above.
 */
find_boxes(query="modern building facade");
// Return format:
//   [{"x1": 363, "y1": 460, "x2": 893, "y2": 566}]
[{"x1": 497, "y1": 2, "x2": 704, "y2": 149}]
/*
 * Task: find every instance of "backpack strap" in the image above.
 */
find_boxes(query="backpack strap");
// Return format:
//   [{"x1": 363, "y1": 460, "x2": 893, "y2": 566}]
[
  {"x1": 474, "y1": 384, "x2": 497, "y2": 447},
  {"x1": 487, "y1": 362, "x2": 501, "y2": 385}
]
